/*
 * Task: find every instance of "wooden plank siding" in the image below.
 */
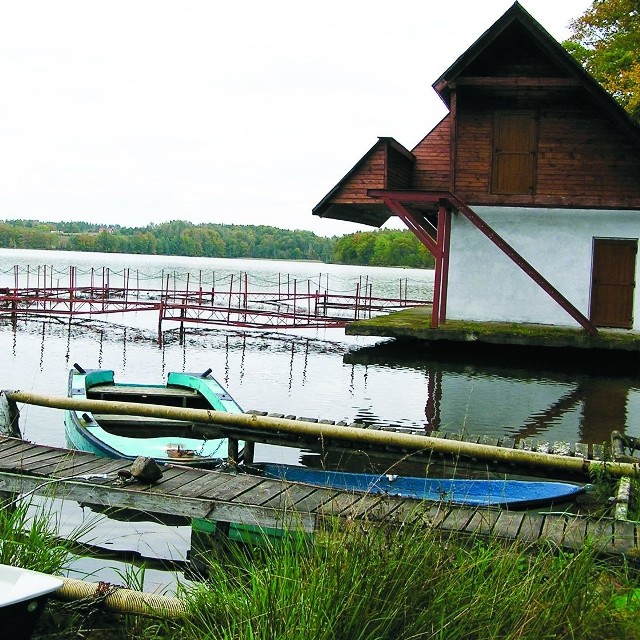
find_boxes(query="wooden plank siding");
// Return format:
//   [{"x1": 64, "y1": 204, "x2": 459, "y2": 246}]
[
  {"x1": 536, "y1": 110, "x2": 640, "y2": 201},
  {"x1": 387, "y1": 144, "x2": 414, "y2": 190},
  {"x1": 453, "y1": 108, "x2": 493, "y2": 195},
  {"x1": 411, "y1": 116, "x2": 452, "y2": 191},
  {"x1": 313, "y1": 4, "x2": 640, "y2": 227},
  {"x1": 448, "y1": 95, "x2": 640, "y2": 207},
  {"x1": 330, "y1": 145, "x2": 387, "y2": 205}
]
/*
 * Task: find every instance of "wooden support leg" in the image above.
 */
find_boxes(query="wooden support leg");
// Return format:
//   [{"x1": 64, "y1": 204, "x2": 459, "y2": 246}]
[
  {"x1": 243, "y1": 441, "x2": 255, "y2": 465},
  {"x1": 227, "y1": 438, "x2": 239, "y2": 465}
]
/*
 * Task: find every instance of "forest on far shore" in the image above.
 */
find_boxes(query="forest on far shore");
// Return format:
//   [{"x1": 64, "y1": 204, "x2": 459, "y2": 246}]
[{"x1": 0, "y1": 219, "x2": 435, "y2": 269}]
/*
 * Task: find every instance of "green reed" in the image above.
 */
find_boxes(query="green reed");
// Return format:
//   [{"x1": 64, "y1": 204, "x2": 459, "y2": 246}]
[
  {"x1": 0, "y1": 497, "x2": 74, "y2": 575},
  {"x1": 174, "y1": 517, "x2": 640, "y2": 640}
]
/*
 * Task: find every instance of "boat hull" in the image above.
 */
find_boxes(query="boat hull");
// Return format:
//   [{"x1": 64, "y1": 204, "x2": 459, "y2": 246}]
[
  {"x1": 64, "y1": 366, "x2": 244, "y2": 467},
  {"x1": 257, "y1": 463, "x2": 585, "y2": 509},
  {"x1": 0, "y1": 564, "x2": 63, "y2": 640}
]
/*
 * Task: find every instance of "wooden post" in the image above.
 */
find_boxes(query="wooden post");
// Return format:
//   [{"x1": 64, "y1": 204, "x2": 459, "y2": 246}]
[
  {"x1": 227, "y1": 438, "x2": 239, "y2": 465},
  {"x1": 157, "y1": 301, "x2": 164, "y2": 345},
  {"x1": 243, "y1": 441, "x2": 255, "y2": 465}
]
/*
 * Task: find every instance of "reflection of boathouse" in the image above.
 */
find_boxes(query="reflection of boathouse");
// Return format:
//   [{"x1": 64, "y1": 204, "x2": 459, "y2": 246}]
[
  {"x1": 345, "y1": 343, "x2": 639, "y2": 447},
  {"x1": 313, "y1": 3, "x2": 640, "y2": 334}
]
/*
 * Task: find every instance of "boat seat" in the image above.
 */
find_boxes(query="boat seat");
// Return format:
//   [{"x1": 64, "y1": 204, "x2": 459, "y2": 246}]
[
  {"x1": 86, "y1": 384, "x2": 213, "y2": 409},
  {"x1": 93, "y1": 413, "x2": 225, "y2": 440},
  {"x1": 90, "y1": 413, "x2": 224, "y2": 440}
]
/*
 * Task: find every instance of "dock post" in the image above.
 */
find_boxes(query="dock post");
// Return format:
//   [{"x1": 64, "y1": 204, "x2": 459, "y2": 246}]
[
  {"x1": 228, "y1": 438, "x2": 239, "y2": 464},
  {"x1": 157, "y1": 301, "x2": 164, "y2": 345},
  {"x1": 243, "y1": 441, "x2": 255, "y2": 465}
]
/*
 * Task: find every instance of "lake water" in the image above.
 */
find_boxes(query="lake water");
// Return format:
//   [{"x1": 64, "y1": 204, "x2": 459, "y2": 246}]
[{"x1": 2, "y1": 247, "x2": 639, "y2": 592}]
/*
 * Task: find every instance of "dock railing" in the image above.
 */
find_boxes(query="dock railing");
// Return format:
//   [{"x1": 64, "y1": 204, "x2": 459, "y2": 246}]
[{"x1": 0, "y1": 265, "x2": 431, "y2": 339}]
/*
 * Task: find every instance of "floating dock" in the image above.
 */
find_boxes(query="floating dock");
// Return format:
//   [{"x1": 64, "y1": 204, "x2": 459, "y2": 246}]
[{"x1": 0, "y1": 435, "x2": 638, "y2": 557}]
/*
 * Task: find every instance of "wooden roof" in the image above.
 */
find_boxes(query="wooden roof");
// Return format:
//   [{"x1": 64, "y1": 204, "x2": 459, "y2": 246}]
[
  {"x1": 312, "y1": 137, "x2": 415, "y2": 227},
  {"x1": 313, "y1": 1, "x2": 640, "y2": 226},
  {"x1": 432, "y1": 2, "x2": 640, "y2": 145}
]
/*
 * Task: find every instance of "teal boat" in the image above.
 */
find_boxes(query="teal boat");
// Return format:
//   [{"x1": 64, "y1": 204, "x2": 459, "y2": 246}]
[{"x1": 64, "y1": 364, "x2": 243, "y2": 468}]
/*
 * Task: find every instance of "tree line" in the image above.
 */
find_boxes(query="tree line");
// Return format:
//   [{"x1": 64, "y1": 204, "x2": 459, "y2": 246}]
[{"x1": 0, "y1": 219, "x2": 435, "y2": 269}]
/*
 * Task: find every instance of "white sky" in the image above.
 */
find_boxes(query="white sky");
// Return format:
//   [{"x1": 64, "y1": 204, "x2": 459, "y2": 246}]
[{"x1": 0, "y1": 0, "x2": 592, "y2": 237}]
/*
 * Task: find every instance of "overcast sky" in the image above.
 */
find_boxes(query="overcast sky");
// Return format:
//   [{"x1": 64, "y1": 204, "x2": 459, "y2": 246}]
[{"x1": 0, "y1": 0, "x2": 592, "y2": 237}]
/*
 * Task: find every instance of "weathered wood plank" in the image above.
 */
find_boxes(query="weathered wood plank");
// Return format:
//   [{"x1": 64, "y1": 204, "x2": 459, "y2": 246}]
[
  {"x1": 265, "y1": 487, "x2": 339, "y2": 514},
  {"x1": 517, "y1": 513, "x2": 544, "y2": 543},
  {"x1": 0, "y1": 438, "x2": 35, "y2": 456},
  {"x1": 612, "y1": 520, "x2": 637, "y2": 554},
  {"x1": 141, "y1": 468, "x2": 196, "y2": 493},
  {"x1": 316, "y1": 493, "x2": 364, "y2": 517},
  {"x1": 0, "y1": 441, "x2": 49, "y2": 463},
  {"x1": 200, "y1": 475, "x2": 266, "y2": 502},
  {"x1": 13, "y1": 451, "x2": 77, "y2": 475},
  {"x1": 440, "y1": 507, "x2": 477, "y2": 532},
  {"x1": 261, "y1": 485, "x2": 327, "y2": 510},
  {"x1": 492, "y1": 511, "x2": 526, "y2": 540},
  {"x1": 162, "y1": 470, "x2": 241, "y2": 499},
  {"x1": 233, "y1": 480, "x2": 289, "y2": 507},
  {"x1": 465, "y1": 509, "x2": 501, "y2": 536},
  {"x1": 47, "y1": 456, "x2": 131, "y2": 478},
  {"x1": 90, "y1": 384, "x2": 198, "y2": 397},
  {"x1": 563, "y1": 517, "x2": 588, "y2": 550},
  {"x1": 541, "y1": 514, "x2": 567, "y2": 545}
]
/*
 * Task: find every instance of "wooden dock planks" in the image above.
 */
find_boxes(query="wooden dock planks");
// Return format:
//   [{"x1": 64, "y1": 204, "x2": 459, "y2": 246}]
[{"x1": 0, "y1": 435, "x2": 637, "y2": 555}]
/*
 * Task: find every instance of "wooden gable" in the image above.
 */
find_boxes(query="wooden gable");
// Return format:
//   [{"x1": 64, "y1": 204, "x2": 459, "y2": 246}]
[
  {"x1": 313, "y1": 137, "x2": 415, "y2": 228},
  {"x1": 435, "y1": 2, "x2": 640, "y2": 207},
  {"x1": 313, "y1": 1, "x2": 640, "y2": 226}
]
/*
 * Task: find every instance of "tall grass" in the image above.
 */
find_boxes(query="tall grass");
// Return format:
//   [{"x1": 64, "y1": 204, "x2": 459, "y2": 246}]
[
  {"x1": 177, "y1": 517, "x2": 639, "y2": 640},
  {"x1": 7, "y1": 494, "x2": 636, "y2": 639},
  {"x1": 0, "y1": 497, "x2": 74, "y2": 575}
]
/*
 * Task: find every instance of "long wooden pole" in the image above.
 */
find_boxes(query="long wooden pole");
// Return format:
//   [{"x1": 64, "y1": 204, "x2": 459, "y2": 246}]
[{"x1": 6, "y1": 391, "x2": 639, "y2": 477}]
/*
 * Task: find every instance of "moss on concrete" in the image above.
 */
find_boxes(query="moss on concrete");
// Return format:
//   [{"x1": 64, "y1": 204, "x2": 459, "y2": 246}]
[{"x1": 346, "y1": 305, "x2": 640, "y2": 351}]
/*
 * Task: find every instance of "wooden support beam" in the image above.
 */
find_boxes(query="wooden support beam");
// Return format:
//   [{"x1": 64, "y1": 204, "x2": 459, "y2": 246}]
[
  {"x1": 367, "y1": 190, "x2": 598, "y2": 336},
  {"x1": 454, "y1": 77, "x2": 581, "y2": 88}
]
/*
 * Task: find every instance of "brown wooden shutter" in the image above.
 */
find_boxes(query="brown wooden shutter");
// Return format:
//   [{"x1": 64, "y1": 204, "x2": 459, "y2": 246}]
[
  {"x1": 491, "y1": 112, "x2": 537, "y2": 195},
  {"x1": 590, "y1": 238, "x2": 637, "y2": 329}
]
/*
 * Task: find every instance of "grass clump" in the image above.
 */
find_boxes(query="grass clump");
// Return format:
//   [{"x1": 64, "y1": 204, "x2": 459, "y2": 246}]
[
  {"x1": 178, "y1": 518, "x2": 640, "y2": 640},
  {"x1": 0, "y1": 497, "x2": 74, "y2": 575}
]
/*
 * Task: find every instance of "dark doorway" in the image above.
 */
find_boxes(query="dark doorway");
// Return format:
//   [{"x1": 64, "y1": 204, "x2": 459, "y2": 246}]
[{"x1": 590, "y1": 238, "x2": 637, "y2": 329}]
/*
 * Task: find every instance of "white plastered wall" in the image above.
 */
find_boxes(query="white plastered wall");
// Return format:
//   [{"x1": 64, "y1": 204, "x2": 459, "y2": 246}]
[{"x1": 446, "y1": 207, "x2": 640, "y2": 329}]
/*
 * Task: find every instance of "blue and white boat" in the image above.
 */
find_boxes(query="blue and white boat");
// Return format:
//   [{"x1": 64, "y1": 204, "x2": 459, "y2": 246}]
[
  {"x1": 0, "y1": 564, "x2": 63, "y2": 640},
  {"x1": 64, "y1": 365, "x2": 243, "y2": 468},
  {"x1": 255, "y1": 462, "x2": 586, "y2": 509}
]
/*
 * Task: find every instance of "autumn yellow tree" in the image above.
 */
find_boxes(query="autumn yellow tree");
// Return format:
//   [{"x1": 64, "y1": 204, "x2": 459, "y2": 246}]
[{"x1": 564, "y1": 0, "x2": 639, "y2": 123}]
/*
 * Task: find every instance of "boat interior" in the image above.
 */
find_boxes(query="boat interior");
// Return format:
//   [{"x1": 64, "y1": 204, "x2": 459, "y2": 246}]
[{"x1": 84, "y1": 384, "x2": 225, "y2": 439}]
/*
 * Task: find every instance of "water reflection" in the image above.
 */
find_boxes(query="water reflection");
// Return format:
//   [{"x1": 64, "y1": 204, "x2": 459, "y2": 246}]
[
  {"x1": 5, "y1": 314, "x2": 640, "y2": 450},
  {"x1": 344, "y1": 341, "x2": 640, "y2": 446}
]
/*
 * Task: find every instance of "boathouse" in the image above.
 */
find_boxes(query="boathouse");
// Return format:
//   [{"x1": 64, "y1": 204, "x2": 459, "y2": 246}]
[{"x1": 312, "y1": 2, "x2": 640, "y2": 334}]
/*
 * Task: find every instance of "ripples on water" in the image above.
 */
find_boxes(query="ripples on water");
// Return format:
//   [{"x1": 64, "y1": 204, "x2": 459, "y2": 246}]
[{"x1": 2, "y1": 249, "x2": 640, "y2": 592}]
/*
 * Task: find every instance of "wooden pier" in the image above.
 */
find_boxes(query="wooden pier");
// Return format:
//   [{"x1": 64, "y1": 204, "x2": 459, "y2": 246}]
[{"x1": 0, "y1": 435, "x2": 638, "y2": 557}]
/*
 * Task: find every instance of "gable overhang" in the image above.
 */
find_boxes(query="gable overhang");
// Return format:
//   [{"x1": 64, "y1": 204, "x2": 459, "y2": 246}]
[{"x1": 312, "y1": 137, "x2": 415, "y2": 228}]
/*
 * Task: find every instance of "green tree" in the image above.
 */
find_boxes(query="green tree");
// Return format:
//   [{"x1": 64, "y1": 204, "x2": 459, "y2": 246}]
[{"x1": 564, "y1": 0, "x2": 640, "y2": 122}]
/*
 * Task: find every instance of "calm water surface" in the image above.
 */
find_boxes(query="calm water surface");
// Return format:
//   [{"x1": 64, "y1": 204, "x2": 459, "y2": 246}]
[{"x1": 1, "y1": 248, "x2": 639, "y2": 592}]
